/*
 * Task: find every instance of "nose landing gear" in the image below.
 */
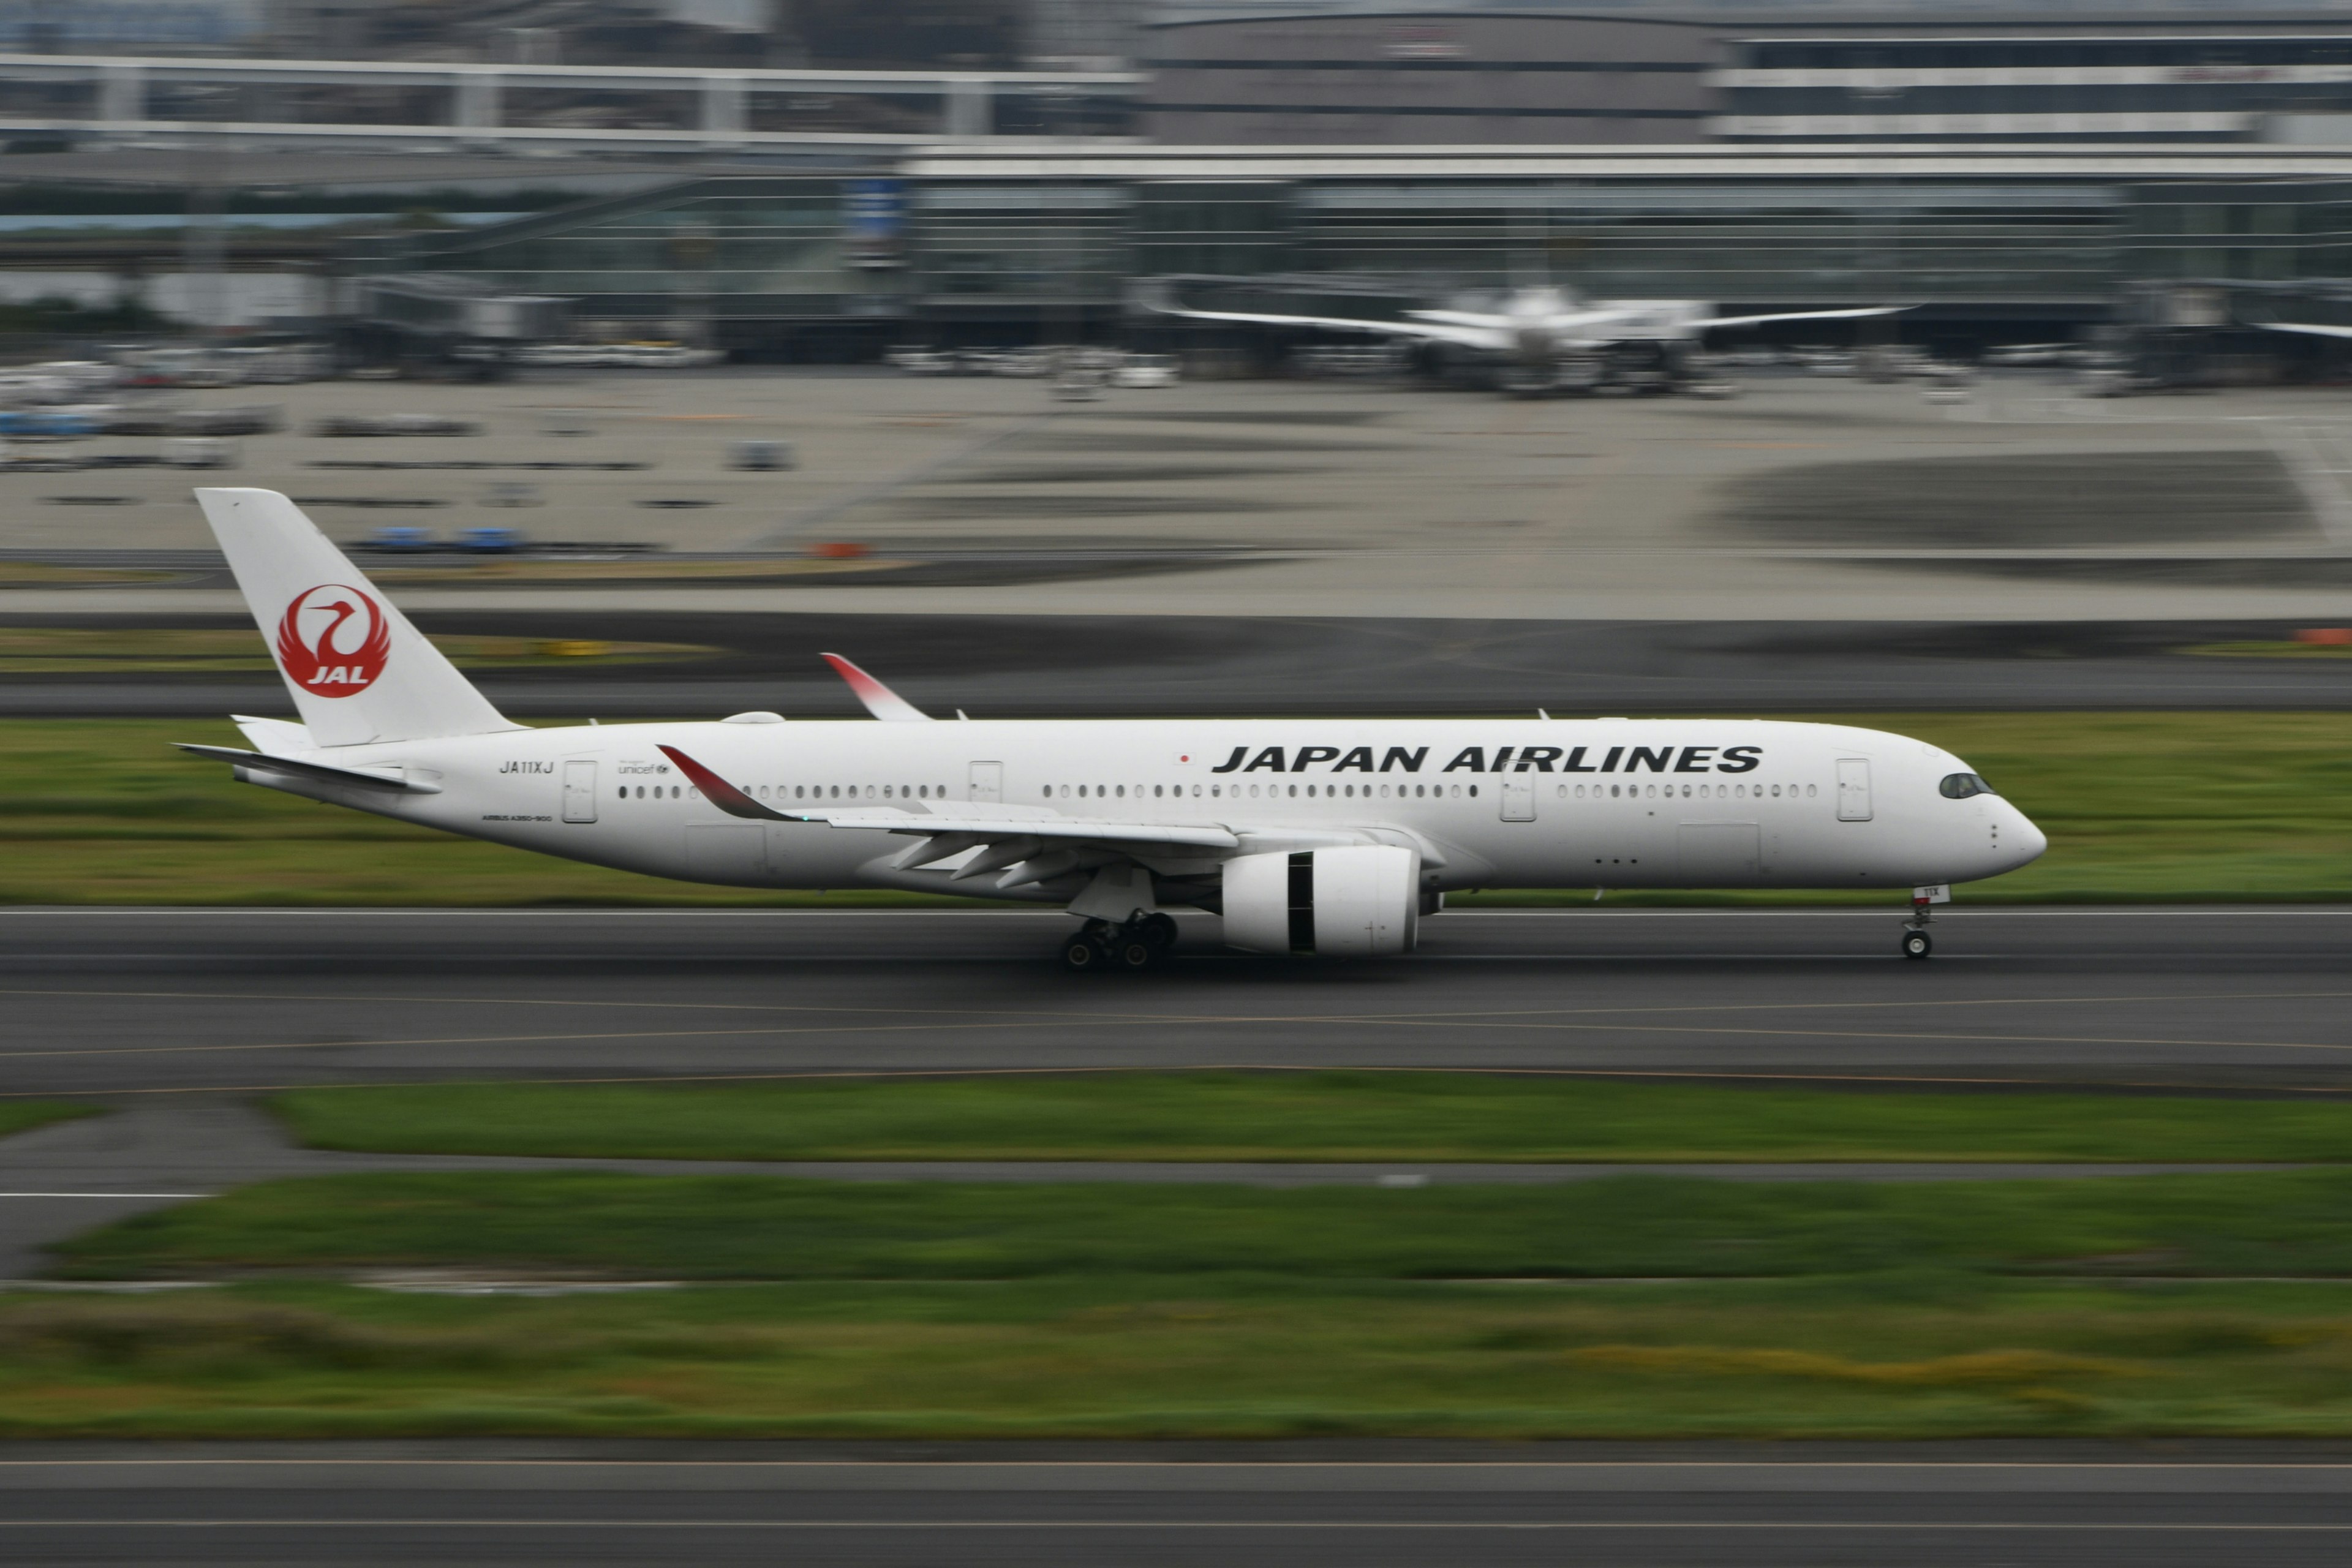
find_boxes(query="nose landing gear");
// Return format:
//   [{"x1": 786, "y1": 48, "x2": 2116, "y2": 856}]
[
  {"x1": 1060, "y1": 913, "x2": 1180, "y2": 974},
  {"x1": 1901, "y1": 886, "x2": 1945, "y2": 960}
]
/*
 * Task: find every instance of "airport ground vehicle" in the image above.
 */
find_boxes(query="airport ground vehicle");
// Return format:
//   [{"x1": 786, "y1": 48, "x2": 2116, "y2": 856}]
[
  {"x1": 726, "y1": 439, "x2": 794, "y2": 470},
  {"x1": 179, "y1": 491, "x2": 2045, "y2": 970},
  {"x1": 360, "y1": 526, "x2": 435, "y2": 552},
  {"x1": 1113, "y1": 353, "x2": 1180, "y2": 388}
]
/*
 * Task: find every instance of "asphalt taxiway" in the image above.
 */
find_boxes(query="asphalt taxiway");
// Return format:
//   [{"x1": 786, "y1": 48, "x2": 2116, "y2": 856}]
[
  {"x1": 1, "y1": 905, "x2": 2344, "y2": 1098},
  {"x1": 2, "y1": 906, "x2": 2347, "y2": 1556},
  {"x1": 2, "y1": 1441, "x2": 2349, "y2": 1566},
  {"x1": 7, "y1": 611, "x2": 2352, "y2": 718}
]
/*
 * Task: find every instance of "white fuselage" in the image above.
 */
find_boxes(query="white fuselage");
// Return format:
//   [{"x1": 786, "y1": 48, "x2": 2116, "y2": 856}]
[{"x1": 239, "y1": 717, "x2": 2045, "y2": 900}]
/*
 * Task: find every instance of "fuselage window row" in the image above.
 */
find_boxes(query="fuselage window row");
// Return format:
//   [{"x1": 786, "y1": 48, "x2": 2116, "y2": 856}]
[
  {"x1": 1551, "y1": 782, "x2": 1818, "y2": 801},
  {"x1": 607, "y1": 778, "x2": 1822, "y2": 809},
  {"x1": 1039, "y1": 782, "x2": 1480, "y2": 802}
]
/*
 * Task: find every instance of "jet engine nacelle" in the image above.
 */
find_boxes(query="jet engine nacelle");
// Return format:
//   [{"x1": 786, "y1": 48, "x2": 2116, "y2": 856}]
[{"x1": 1221, "y1": 845, "x2": 1420, "y2": 957}]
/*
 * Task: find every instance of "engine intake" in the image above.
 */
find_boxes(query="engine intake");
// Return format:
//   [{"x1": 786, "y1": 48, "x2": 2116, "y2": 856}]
[{"x1": 1223, "y1": 845, "x2": 1419, "y2": 957}]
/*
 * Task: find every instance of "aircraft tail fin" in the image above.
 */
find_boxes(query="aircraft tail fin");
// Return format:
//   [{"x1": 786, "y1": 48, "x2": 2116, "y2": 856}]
[{"x1": 194, "y1": 488, "x2": 522, "y2": 747}]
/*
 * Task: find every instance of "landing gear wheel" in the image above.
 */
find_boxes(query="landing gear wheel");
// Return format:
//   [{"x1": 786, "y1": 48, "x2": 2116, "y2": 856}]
[
  {"x1": 1060, "y1": 933, "x2": 1107, "y2": 973},
  {"x1": 1901, "y1": 929, "x2": 1933, "y2": 960},
  {"x1": 1111, "y1": 935, "x2": 1158, "y2": 971},
  {"x1": 1139, "y1": 913, "x2": 1178, "y2": 953}
]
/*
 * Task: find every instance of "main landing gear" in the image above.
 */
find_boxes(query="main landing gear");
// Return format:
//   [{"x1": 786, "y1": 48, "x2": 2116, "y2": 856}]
[{"x1": 1060, "y1": 913, "x2": 1178, "y2": 974}]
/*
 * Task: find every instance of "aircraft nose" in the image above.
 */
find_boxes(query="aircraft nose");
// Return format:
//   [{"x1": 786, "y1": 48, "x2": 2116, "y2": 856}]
[{"x1": 2003, "y1": 803, "x2": 2048, "y2": 869}]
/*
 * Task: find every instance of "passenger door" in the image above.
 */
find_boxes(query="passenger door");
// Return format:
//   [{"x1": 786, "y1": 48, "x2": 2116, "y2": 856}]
[
  {"x1": 1835, "y1": 758, "x2": 1872, "y2": 822},
  {"x1": 968, "y1": 761, "x2": 1002, "y2": 804},
  {"x1": 1499, "y1": 777, "x2": 1535, "y2": 822},
  {"x1": 561, "y1": 759, "x2": 598, "y2": 823}
]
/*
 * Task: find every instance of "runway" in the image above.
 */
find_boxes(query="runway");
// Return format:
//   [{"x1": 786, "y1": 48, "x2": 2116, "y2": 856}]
[
  {"x1": 2, "y1": 1442, "x2": 2350, "y2": 1566},
  {"x1": 4, "y1": 909, "x2": 2349, "y2": 1551},
  {"x1": 1, "y1": 905, "x2": 2347, "y2": 1098},
  {"x1": 8, "y1": 611, "x2": 2352, "y2": 718}
]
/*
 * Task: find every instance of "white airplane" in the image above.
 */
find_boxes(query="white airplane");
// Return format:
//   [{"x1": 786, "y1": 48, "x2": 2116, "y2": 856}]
[
  {"x1": 176, "y1": 489, "x2": 2045, "y2": 970},
  {"x1": 1137, "y1": 281, "x2": 1906, "y2": 394}
]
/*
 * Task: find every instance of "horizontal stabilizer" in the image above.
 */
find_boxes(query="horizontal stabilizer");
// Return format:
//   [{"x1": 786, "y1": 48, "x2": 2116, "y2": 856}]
[
  {"x1": 176, "y1": 743, "x2": 441, "y2": 794},
  {"x1": 232, "y1": 715, "x2": 312, "y2": 753}
]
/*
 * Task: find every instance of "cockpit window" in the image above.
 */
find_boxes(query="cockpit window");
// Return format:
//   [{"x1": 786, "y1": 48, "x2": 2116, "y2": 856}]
[{"x1": 1939, "y1": 772, "x2": 1995, "y2": 799}]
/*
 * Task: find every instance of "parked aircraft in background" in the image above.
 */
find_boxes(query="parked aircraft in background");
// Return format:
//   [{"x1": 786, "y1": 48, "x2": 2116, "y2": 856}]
[
  {"x1": 177, "y1": 490, "x2": 2043, "y2": 971},
  {"x1": 2256, "y1": 320, "x2": 2352, "y2": 343},
  {"x1": 1137, "y1": 280, "x2": 1905, "y2": 395}
]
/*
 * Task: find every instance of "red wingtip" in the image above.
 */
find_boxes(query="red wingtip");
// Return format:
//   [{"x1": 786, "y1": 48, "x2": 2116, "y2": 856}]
[
  {"x1": 820, "y1": 652, "x2": 884, "y2": 699},
  {"x1": 656, "y1": 744, "x2": 788, "y2": 822},
  {"x1": 818, "y1": 652, "x2": 932, "y2": 722}
]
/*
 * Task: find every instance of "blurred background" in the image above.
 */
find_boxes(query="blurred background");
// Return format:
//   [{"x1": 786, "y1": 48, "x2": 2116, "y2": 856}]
[{"x1": 7, "y1": 10, "x2": 2352, "y2": 1551}]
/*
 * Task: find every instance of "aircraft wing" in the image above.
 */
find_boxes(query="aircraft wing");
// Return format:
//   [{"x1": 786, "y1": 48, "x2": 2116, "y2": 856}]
[
  {"x1": 2258, "y1": 321, "x2": 2352, "y2": 340},
  {"x1": 820, "y1": 652, "x2": 932, "y2": 722},
  {"x1": 1698, "y1": 305, "x2": 1910, "y2": 332},
  {"x1": 660, "y1": 744, "x2": 1235, "y2": 849},
  {"x1": 791, "y1": 808, "x2": 1240, "y2": 851},
  {"x1": 1134, "y1": 285, "x2": 1510, "y2": 351},
  {"x1": 659, "y1": 743, "x2": 1244, "y2": 890}
]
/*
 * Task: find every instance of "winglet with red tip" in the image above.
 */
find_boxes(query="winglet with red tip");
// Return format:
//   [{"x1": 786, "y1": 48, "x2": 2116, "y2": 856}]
[
  {"x1": 657, "y1": 745, "x2": 792, "y2": 821},
  {"x1": 820, "y1": 653, "x2": 933, "y2": 722}
]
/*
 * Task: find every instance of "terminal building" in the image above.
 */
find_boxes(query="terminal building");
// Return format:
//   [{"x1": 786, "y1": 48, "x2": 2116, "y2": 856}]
[
  {"x1": 16, "y1": 3, "x2": 2352, "y2": 360},
  {"x1": 347, "y1": 141, "x2": 2352, "y2": 356},
  {"x1": 1139, "y1": 2, "x2": 2352, "y2": 146}
]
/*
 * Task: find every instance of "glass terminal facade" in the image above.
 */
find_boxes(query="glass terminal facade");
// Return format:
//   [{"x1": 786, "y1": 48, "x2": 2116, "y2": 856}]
[
  {"x1": 352, "y1": 157, "x2": 2352, "y2": 348},
  {"x1": 1722, "y1": 31, "x2": 2352, "y2": 142}
]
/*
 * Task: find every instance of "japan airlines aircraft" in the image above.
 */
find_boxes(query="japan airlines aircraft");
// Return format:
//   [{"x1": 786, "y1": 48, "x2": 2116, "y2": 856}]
[
  {"x1": 1137, "y1": 281, "x2": 1905, "y2": 394},
  {"x1": 178, "y1": 489, "x2": 2044, "y2": 970}
]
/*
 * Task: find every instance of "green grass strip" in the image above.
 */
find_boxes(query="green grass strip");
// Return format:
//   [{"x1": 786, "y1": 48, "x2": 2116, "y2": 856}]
[
  {"x1": 272, "y1": 1072, "x2": 2352, "y2": 1164},
  {"x1": 0, "y1": 1102, "x2": 98, "y2": 1143},
  {"x1": 54, "y1": 1167, "x2": 2352, "y2": 1281},
  {"x1": 10, "y1": 1275, "x2": 2352, "y2": 1439}
]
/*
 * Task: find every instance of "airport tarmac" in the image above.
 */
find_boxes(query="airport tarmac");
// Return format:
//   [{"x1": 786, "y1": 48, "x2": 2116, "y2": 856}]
[
  {"x1": 2, "y1": 1441, "x2": 2350, "y2": 1566},
  {"x1": 1, "y1": 906, "x2": 2344, "y2": 1099},
  {"x1": 6, "y1": 611, "x2": 2351, "y2": 717},
  {"x1": 17, "y1": 369, "x2": 2352, "y2": 623},
  {"x1": 6, "y1": 365, "x2": 2350, "y2": 1540},
  {"x1": 3, "y1": 905, "x2": 2346, "y2": 1550}
]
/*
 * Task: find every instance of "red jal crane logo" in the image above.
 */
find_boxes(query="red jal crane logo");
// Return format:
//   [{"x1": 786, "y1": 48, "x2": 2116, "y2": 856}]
[{"x1": 275, "y1": 584, "x2": 391, "y2": 696}]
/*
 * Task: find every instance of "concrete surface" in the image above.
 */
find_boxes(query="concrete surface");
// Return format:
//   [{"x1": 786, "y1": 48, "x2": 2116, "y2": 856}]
[
  {"x1": 7, "y1": 611, "x2": 2352, "y2": 717},
  {"x1": 1, "y1": 1441, "x2": 2349, "y2": 1565},
  {"x1": 0, "y1": 906, "x2": 2343, "y2": 1098},
  {"x1": 16, "y1": 369, "x2": 2352, "y2": 622}
]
